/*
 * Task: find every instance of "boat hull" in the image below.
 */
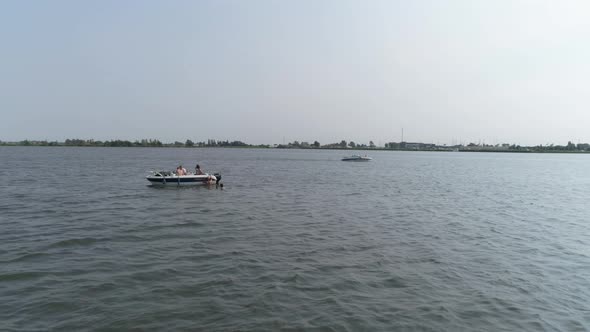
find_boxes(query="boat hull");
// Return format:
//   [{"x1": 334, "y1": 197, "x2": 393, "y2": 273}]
[
  {"x1": 341, "y1": 157, "x2": 372, "y2": 161},
  {"x1": 146, "y1": 174, "x2": 218, "y2": 186}
]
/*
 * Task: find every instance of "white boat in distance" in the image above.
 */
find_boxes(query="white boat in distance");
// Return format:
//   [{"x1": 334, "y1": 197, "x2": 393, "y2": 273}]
[
  {"x1": 146, "y1": 170, "x2": 221, "y2": 186},
  {"x1": 341, "y1": 155, "x2": 372, "y2": 162}
]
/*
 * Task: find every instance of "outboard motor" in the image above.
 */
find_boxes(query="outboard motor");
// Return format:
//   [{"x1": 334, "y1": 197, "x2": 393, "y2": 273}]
[{"x1": 214, "y1": 173, "x2": 222, "y2": 184}]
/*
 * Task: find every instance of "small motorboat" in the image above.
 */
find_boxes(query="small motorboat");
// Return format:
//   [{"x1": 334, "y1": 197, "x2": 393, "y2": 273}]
[
  {"x1": 146, "y1": 170, "x2": 221, "y2": 186},
  {"x1": 341, "y1": 155, "x2": 372, "y2": 161}
]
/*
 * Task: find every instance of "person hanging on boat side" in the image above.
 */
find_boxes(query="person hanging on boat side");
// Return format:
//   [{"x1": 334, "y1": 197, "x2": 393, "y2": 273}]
[{"x1": 196, "y1": 164, "x2": 214, "y2": 184}]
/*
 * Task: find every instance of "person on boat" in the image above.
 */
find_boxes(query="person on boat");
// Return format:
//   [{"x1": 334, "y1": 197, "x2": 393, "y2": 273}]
[
  {"x1": 176, "y1": 165, "x2": 186, "y2": 176},
  {"x1": 195, "y1": 164, "x2": 204, "y2": 175}
]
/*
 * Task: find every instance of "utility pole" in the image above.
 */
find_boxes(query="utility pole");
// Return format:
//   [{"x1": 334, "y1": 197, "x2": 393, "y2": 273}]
[{"x1": 401, "y1": 128, "x2": 404, "y2": 143}]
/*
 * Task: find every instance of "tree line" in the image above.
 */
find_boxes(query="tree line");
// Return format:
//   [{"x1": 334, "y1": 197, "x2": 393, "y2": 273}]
[
  {"x1": 1, "y1": 138, "x2": 263, "y2": 148},
  {"x1": 276, "y1": 140, "x2": 377, "y2": 149}
]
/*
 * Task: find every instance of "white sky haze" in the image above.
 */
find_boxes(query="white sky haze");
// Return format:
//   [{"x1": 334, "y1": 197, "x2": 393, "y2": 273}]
[{"x1": 1, "y1": 0, "x2": 590, "y2": 145}]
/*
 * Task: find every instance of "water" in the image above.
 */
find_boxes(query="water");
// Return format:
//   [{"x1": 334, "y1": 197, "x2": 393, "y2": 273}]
[{"x1": 1, "y1": 147, "x2": 589, "y2": 331}]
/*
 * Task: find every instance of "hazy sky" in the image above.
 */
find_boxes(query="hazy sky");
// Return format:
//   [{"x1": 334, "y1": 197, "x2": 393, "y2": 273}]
[{"x1": 1, "y1": 0, "x2": 590, "y2": 145}]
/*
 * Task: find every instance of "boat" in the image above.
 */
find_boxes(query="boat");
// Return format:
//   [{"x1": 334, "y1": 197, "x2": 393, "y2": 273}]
[
  {"x1": 341, "y1": 155, "x2": 372, "y2": 161},
  {"x1": 146, "y1": 170, "x2": 221, "y2": 186}
]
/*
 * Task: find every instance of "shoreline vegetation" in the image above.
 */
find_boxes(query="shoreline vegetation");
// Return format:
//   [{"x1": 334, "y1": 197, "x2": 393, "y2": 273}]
[{"x1": 2, "y1": 138, "x2": 590, "y2": 153}]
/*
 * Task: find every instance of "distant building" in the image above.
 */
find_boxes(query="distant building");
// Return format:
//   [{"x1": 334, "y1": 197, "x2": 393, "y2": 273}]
[{"x1": 400, "y1": 142, "x2": 435, "y2": 150}]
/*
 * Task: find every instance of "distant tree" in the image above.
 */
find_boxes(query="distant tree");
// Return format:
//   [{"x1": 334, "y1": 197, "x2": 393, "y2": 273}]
[
  {"x1": 348, "y1": 141, "x2": 356, "y2": 148},
  {"x1": 147, "y1": 139, "x2": 162, "y2": 147},
  {"x1": 369, "y1": 140, "x2": 375, "y2": 148},
  {"x1": 340, "y1": 140, "x2": 347, "y2": 148},
  {"x1": 313, "y1": 141, "x2": 320, "y2": 148},
  {"x1": 185, "y1": 139, "x2": 194, "y2": 147},
  {"x1": 174, "y1": 141, "x2": 184, "y2": 147},
  {"x1": 106, "y1": 140, "x2": 132, "y2": 147}
]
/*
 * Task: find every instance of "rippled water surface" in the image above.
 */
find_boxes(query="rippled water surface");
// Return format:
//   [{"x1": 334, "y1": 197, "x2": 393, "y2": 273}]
[{"x1": 1, "y1": 147, "x2": 590, "y2": 331}]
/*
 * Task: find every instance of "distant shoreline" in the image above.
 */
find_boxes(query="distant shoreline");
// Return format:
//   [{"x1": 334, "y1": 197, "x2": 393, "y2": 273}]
[{"x1": 2, "y1": 140, "x2": 590, "y2": 154}]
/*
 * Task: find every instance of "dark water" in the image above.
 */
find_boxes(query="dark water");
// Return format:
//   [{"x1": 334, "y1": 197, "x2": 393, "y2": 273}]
[{"x1": 1, "y1": 147, "x2": 589, "y2": 331}]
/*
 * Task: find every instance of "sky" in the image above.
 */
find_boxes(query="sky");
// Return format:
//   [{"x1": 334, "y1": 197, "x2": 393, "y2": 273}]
[{"x1": 1, "y1": 0, "x2": 590, "y2": 146}]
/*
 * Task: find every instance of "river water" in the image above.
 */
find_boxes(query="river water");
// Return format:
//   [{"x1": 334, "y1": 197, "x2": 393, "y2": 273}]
[{"x1": 1, "y1": 147, "x2": 589, "y2": 331}]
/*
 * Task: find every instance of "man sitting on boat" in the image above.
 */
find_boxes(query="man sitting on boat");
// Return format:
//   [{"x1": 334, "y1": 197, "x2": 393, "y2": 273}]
[{"x1": 176, "y1": 165, "x2": 187, "y2": 176}]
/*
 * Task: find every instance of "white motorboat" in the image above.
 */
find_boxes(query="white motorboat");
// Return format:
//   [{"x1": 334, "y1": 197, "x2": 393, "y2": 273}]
[
  {"x1": 146, "y1": 170, "x2": 221, "y2": 186},
  {"x1": 341, "y1": 155, "x2": 372, "y2": 161}
]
